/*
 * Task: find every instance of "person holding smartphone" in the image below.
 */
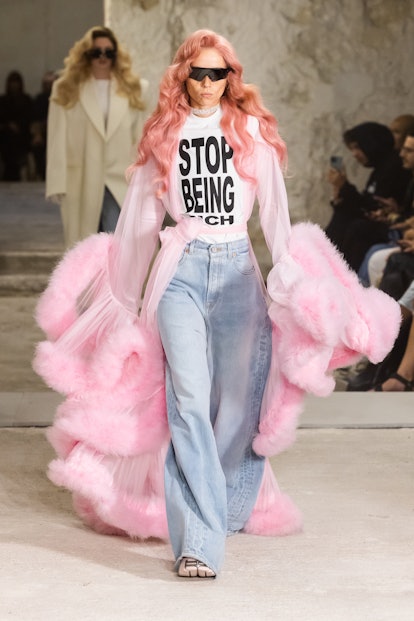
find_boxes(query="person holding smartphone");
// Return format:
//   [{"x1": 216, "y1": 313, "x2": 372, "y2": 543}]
[{"x1": 325, "y1": 122, "x2": 411, "y2": 271}]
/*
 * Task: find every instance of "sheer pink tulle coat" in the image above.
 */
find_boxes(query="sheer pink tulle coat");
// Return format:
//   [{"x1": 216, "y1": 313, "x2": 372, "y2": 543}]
[{"x1": 34, "y1": 116, "x2": 401, "y2": 539}]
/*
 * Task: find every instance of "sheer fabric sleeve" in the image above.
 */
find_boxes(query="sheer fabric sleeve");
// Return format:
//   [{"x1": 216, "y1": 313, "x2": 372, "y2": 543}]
[
  {"x1": 253, "y1": 136, "x2": 299, "y2": 304},
  {"x1": 45, "y1": 158, "x2": 166, "y2": 356},
  {"x1": 108, "y1": 158, "x2": 166, "y2": 314}
]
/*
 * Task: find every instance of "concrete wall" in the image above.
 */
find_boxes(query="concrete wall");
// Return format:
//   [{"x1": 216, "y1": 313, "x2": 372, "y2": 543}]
[
  {"x1": 2, "y1": 0, "x2": 412, "y2": 227},
  {"x1": 106, "y1": 0, "x2": 414, "y2": 226},
  {"x1": 0, "y1": 0, "x2": 103, "y2": 97}
]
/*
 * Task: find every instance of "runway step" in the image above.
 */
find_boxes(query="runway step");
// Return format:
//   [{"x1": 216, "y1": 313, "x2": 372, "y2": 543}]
[{"x1": 0, "y1": 250, "x2": 61, "y2": 295}]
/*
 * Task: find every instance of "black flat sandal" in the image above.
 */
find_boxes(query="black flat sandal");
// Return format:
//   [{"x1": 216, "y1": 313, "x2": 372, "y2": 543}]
[
  {"x1": 374, "y1": 372, "x2": 414, "y2": 392},
  {"x1": 178, "y1": 557, "x2": 216, "y2": 578}
]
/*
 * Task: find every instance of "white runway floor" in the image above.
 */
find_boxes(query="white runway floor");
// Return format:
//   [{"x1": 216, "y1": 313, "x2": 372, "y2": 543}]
[
  {"x1": 1, "y1": 182, "x2": 414, "y2": 619},
  {"x1": 1, "y1": 394, "x2": 414, "y2": 621}
]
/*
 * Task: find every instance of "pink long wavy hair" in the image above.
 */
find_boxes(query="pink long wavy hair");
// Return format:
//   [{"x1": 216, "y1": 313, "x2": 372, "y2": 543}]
[{"x1": 133, "y1": 29, "x2": 287, "y2": 194}]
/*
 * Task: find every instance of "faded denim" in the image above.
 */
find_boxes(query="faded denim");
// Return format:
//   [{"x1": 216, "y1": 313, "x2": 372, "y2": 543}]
[{"x1": 157, "y1": 237, "x2": 271, "y2": 574}]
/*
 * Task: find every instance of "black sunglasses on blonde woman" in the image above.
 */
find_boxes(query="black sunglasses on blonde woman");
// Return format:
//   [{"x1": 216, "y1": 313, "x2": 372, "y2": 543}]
[{"x1": 88, "y1": 48, "x2": 116, "y2": 60}]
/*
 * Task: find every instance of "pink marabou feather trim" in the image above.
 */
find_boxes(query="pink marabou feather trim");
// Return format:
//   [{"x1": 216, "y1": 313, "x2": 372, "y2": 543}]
[
  {"x1": 244, "y1": 460, "x2": 302, "y2": 535},
  {"x1": 48, "y1": 445, "x2": 169, "y2": 540},
  {"x1": 36, "y1": 222, "x2": 402, "y2": 542},
  {"x1": 36, "y1": 234, "x2": 112, "y2": 340}
]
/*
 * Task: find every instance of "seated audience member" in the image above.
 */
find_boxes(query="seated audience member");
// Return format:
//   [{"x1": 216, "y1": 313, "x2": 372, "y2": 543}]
[
  {"x1": 358, "y1": 129, "x2": 414, "y2": 285},
  {"x1": 367, "y1": 244, "x2": 404, "y2": 288},
  {"x1": 389, "y1": 114, "x2": 414, "y2": 150},
  {"x1": 31, "y1": 71, "x2": 56, "y2": 180},
  {"x1": 366, "y1": 218, "x2": 414, "y2": 287},
  {"x1": 0, "y1": 71, "x2": 33, "y2": 180},
  {"x1": 347, "y1": 282, "x2": 413, "y2": 391},
  {"x1": 370, "y1": 132, "x2": 414, "y2": 298},
  {"x1": 325, "y1": 122, "x2": 411, "y2": 270},
  {"x1": 379, "y1": 234, "x2": 414, "y2": 301},
  {"x1": 373, "y1": 280, "x2": 414, "y2": 391}
]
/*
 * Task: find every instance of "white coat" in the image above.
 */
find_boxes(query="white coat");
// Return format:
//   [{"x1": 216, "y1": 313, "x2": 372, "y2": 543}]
[{"x1": 46, "y1": 78, "x2": 147, "y2": 248}]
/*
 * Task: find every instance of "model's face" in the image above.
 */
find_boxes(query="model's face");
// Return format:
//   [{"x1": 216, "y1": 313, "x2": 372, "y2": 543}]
[
  {"x1": 347, "y1": 141, "x2": 369, "y2": 166},
  {"x1": 89, "y1": 36, "x2": 116, "y2": 79},
  {"x1": 185, "y1": 47, "x2": 228, "y2": 110},
  {"x1": 400, "y1": 136, "x2": 414, "y2": 172}
]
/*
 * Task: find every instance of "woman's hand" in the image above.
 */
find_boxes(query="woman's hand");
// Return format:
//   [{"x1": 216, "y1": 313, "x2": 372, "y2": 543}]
[
  {"x1": 366, "y1": 208, "x2": 390, "y2": 223},
  {"x1": 391, "y1": 215, "x2": 414, "y2": 231},
  {"x1": 374, "y1": 196, "x2": 400, "y2": 215},
  {"x1": 327, "y1": 167, "x2": 347, "y2": 200},
  {"x1": 48, "y1": 194, "x2": 65, "y2": 205},
  {"x1": 327, "y1": 167, "x2": 346, "y2": 187},
  {"x1": 397, "y1": 238, "x2": 414, "y2": 253}
]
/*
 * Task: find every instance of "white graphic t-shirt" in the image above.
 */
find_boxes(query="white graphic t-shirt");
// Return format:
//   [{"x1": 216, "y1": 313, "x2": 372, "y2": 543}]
[{"x1": 177, "y1": 108, "x2": 246, "y2": 242}]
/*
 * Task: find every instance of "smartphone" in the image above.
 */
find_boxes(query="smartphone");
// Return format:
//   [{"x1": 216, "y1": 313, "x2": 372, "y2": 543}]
[{"x1": 330, "y1": 155, "x2": 343, "y2": 171}]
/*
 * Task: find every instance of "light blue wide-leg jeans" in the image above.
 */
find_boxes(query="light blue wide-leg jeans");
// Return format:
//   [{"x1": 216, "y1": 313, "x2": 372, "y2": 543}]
[{"x1": 157, "y1": 238, "x2": 271, "y2": 575}]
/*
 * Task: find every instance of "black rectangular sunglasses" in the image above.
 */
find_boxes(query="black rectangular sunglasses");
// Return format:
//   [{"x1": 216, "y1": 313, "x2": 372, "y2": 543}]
[
  {"x1": 188, "y1": 67, "x2": 233, "y2": 82},
  {"x1": 88, "y1": 47, "x2": 117, "y2": 60}
]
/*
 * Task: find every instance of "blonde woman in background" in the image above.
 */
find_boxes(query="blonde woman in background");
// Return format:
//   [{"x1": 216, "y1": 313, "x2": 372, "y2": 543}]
[{"x1": 46, "y1": 26, "x2": 147, "y2": 248}]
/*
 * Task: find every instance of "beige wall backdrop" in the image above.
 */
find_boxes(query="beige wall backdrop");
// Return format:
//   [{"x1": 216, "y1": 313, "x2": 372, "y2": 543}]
[
  {"x1": 1, "y1": 0, "x2": 412, "y2": 227},
  {"x1": 106, "y1": 0, "x2": 414, "y2": 226}
]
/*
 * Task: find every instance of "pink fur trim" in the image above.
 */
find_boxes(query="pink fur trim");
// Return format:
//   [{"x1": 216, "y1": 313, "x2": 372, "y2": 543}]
[
  {"x1": 36, "y1": 234, "x2": 112, "y2": 340},
  {"x1": 33, "y1": 320, "x2": 165, "y2": 398},
  {"x1": 267, "y1": 222, "x2": 401, "y2": 397},
  {"x1": 72, "y1": 493, "x2": 127, "y2": 536},
  {"x1": 245, "y1": 460, "x2": 302, "y2": 535},
  {"x1": 244, "y1": 492, "x2": 302, "y2": 536},
  {"x1": 36, "y1": 221, "x2": 401, "y2": 543},
  {"x1": 88, "y1": 322, "x2": 165, "y2": 396},
  {"x1": 49, "y1": 444, "x2": 169, "y2": 540},
  {"x1": 46, "y1": 424, "x2": 77, "y2": 460},
  {"x1": 33, "y1": 341, "x2": 89, "y2": 394},
  {"x1": 52, "y1": 390, "x2": 168, "y2": 456}
]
